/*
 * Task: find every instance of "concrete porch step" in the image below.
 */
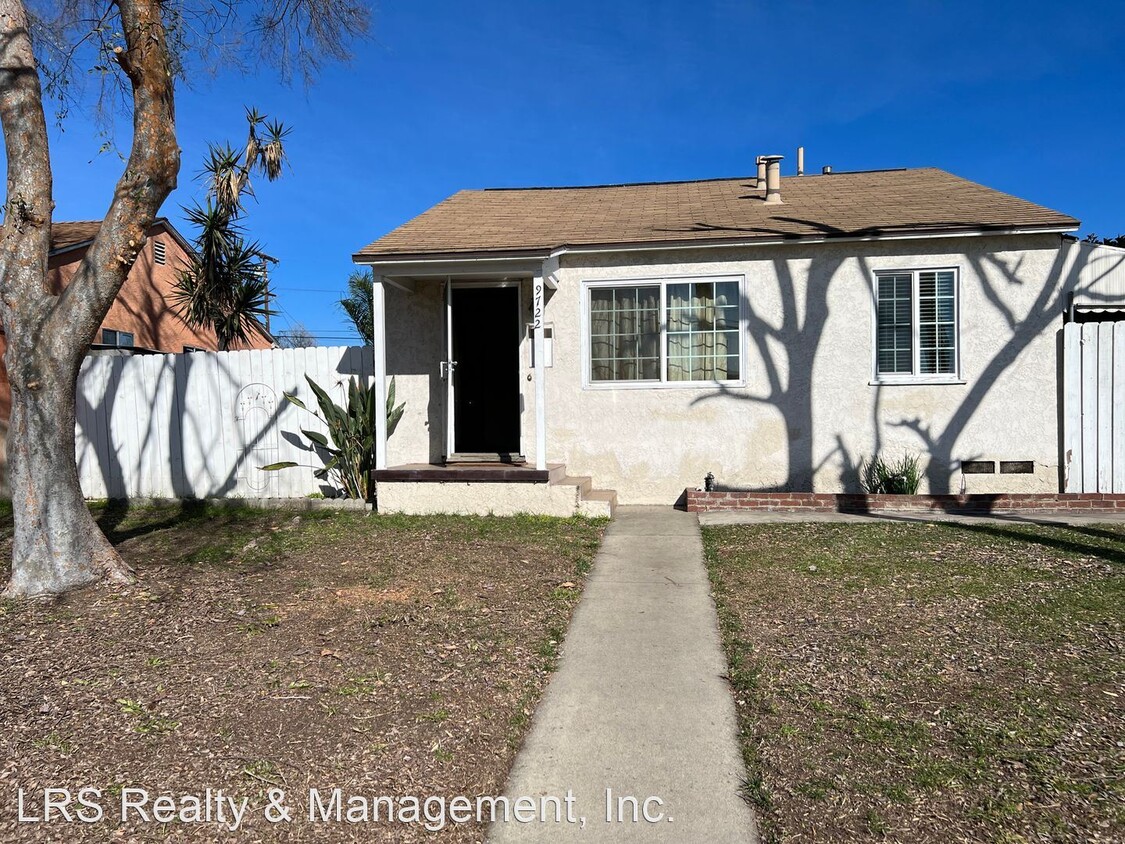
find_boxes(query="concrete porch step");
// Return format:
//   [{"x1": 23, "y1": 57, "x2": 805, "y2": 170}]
[
  {"x1": 553, "y1": 474, "x2": 617, "y2": 519},
  {"x1": 375, "y1": 463, "x2": 616, "y2": 519},
  {"x1": 555, "y1": 474, "x2": 592, "y2": 494},
  {"x1": 579, "y1": 488, "x2": 618, "y2": 519}
]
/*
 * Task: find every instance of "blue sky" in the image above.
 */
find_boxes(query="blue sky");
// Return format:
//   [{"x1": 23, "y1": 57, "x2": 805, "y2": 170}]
[{"x1": 39, "y1": 0, "x2": 1125, "y2": 343}]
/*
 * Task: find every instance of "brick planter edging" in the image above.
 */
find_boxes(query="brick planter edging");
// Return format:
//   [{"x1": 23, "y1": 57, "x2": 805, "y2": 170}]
[{"x1": 684, "y1": 490, "x2": 1125, "y2": 515}]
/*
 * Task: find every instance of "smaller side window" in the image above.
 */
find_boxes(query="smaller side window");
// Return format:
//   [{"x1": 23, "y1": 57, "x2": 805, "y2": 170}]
[
  {"x1": 101, "y1": 329, "x2": 134, "y2": 348},
  {"x1": 183, "y1": 345, "x2": 203, "y2": 353}
]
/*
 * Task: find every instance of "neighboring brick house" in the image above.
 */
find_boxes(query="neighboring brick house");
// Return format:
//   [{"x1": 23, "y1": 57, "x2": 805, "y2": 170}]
[{"x1": 0, "y1": 218, "x2": 274, "y2": 489}]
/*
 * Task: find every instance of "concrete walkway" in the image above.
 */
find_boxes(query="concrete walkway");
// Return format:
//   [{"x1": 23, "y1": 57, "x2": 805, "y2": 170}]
[{"x1": 489, "y1": 507, "x2": 759, "y2": 843}]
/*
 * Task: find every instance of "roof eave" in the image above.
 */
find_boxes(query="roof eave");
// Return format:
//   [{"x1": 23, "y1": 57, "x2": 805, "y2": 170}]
[
  {"x1": 47, "y1": 217, "x2": 196, "y2": 258},
  {"x1": 353, "y1": 222, "x2": 1079, "y2": 265}
]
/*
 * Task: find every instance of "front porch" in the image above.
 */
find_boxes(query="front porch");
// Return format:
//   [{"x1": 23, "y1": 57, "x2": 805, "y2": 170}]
[{"x1": 361, "y1": 256, "x2": 615, "y2": 517}]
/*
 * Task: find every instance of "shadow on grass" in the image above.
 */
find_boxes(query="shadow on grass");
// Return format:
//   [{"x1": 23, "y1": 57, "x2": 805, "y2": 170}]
[
  {"x1": 94, "y1": 499, "x2": 235, "y2": 545},
  {"x1": 939, "y1": 519, "x2": 1125, "y2": 567}
]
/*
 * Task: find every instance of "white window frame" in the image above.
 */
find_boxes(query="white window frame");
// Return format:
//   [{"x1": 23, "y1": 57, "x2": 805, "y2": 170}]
[
  {"x1": 101, "y1": 328, "x2": 134, "y2": 348},
  {"x1": 870, "y1": 266, "x2": 964, "y2": 385},
  {"x1": 581, "y1": 274, "x2": 746, "y2": 390}
]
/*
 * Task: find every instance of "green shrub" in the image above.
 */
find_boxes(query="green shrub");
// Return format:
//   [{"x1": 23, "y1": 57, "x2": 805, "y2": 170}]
[
  {"x1": 262, "y1": 375, "x2": 404, "y2": 499},
  {"x1": 861, "y1": 453, "x2": 923, "y2": 495}
]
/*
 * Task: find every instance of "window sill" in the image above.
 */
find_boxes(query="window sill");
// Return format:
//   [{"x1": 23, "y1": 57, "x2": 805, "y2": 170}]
[
  {"x1": 869, "y1": 377, "x2": 966, "y2": 386},
  {"x1": 584, "y1": 379, "x2": 747, "y2": 391}
]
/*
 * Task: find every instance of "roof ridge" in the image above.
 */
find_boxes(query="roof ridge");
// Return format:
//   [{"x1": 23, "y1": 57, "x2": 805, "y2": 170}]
[{"x1": 478, "y1": 167, "x2": 914, "y2": 193}]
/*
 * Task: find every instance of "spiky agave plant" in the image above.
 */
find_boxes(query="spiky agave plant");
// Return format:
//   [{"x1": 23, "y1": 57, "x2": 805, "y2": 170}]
[{"x1": 262, "y1": 375, "x2": 406, "y2": 499}]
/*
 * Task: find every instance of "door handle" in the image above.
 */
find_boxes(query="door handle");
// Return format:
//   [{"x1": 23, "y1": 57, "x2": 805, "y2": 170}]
[{"x1": 440, "y1": 360, "x2": 458, "y2": 379}]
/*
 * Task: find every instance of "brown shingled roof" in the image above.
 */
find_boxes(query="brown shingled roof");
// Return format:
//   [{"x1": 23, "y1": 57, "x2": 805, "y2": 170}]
[
  {"x1": 354, "y1": 168, "x2": 1079, "y2": 260},
  {"x1": 49, "y1": 220, "x2": 104, "y2": 253},
  {"x1": 25, "y1": 218, "x2": 193, "y2": 256}
]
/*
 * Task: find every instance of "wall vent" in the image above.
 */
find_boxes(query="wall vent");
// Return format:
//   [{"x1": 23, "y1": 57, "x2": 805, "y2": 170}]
[
  {"x1": 999, "y1": 461, "x2": 1035, "y2": 474},
  {"x1": 961, "y1": 460, "x2": 995, "y2": 474},
  {"x1": 153, "y1": 239, "x2": 167, "y2": 265}
]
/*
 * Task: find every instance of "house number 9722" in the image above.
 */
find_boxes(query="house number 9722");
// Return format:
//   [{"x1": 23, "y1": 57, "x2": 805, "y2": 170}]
[{"x1": 532, "y1": 281, "x2": 543, "y2": 330}]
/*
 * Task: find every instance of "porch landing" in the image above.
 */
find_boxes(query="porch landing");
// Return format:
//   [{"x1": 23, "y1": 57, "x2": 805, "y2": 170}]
[{"x1": 372, "y1": 463, "x2": 616, "y2": 518}]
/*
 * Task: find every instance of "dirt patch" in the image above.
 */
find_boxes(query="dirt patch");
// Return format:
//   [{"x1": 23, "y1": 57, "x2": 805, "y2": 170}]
[
  {"x1": 703, "y1": 519, "x2": 1124, "y2": 844},
  {"x1": 0, "y1": 503, "x2": 604, "y2": 841}
]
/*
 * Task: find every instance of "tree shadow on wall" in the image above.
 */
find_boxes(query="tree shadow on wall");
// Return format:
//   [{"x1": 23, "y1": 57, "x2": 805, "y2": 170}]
[{"x1": 689, "y1": 231, "x2": 1124, "y2": 495}]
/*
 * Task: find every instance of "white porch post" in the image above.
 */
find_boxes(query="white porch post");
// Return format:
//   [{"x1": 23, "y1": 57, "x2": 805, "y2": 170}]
[
  {"x1": 371, "y1": 275, "x2": 389, "y2": 471},
  {"x1": 532, "y1": 269, "x2": 547, "y2": 470}
]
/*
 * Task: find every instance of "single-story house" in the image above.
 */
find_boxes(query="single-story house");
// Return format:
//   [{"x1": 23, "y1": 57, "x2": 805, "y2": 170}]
[{"x1": 353, "y1": 158, "x2": 1125, "y2": 514}]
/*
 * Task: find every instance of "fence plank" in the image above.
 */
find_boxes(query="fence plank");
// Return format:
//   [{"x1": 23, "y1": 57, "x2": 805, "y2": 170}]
[
  {"x1": 1115, "y1": 323, "x2": 1125, "y2": 493},
  {"x1": 1097, "y1": 322, "x2": 1114, "y2": 493},
  {"x1": 1081, "y1": 323, "x2": 1099, "y2": 492},
  {"x1": 1062, "y1": 323, "x2": 1082, "y2": 492}
]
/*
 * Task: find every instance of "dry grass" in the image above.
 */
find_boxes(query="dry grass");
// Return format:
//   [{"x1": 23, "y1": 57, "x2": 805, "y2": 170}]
[
  {"x1": 0, "y1": 502, "x2": 604, "y2": 841},
  {"x1": 703, "y1": 519, "x2": 1124, "y2": 844}
]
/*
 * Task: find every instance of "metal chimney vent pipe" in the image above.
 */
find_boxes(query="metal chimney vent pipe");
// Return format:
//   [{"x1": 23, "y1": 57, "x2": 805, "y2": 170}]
[
  {"x1": 756, "y1": 155, "x2": 766, "y2": 188},
  {"x1": 797, "y1": 146, "x2": 805, "y2": 176},
  {"x1": 761, "y1": 154, "x2": 784, "y2": 204}
]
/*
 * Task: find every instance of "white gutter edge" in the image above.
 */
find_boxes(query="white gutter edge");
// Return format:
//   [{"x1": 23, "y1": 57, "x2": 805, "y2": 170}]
[{"x1": 354, "y1": 225, "x2": 1078, "y2": 269}]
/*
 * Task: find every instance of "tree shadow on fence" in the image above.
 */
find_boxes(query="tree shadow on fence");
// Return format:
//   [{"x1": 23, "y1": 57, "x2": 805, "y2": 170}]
[{"x1": 75, "y1": 346, "x2": 373, "y2": 518}]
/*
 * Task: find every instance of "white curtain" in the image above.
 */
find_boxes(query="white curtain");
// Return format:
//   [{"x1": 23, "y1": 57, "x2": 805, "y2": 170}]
[
  {"x1": 590, "y1": 286, "x2": 660, "y2": 381},
  {"x1": 667, "y1": 282, "x2": 737, "y2": 381}
]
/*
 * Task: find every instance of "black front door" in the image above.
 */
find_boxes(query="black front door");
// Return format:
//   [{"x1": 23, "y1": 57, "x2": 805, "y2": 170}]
[{"x1": 450, "y1": 286, "x2": 521, "y2": 456}]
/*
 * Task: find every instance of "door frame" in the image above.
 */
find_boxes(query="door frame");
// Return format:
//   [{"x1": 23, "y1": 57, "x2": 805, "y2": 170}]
[{"x1": 445, "y1": 279, "x2": 524, "y2": 460}]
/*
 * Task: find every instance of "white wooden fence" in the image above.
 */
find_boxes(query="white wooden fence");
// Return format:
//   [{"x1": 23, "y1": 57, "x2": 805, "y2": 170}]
[
  {"x1": 1062, "y1": 321, "x2": 1125, "y2": 493},
  {"x1": 76, "y1": 346, "x2": 372, "y2": 499}
]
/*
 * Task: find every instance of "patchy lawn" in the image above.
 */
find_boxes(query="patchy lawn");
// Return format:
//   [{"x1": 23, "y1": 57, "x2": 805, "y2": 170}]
[
  {"x1": 0, "y1": 502, "x2": 604, "y2": 841},
  {"x1": 703, "y1": 520, "x2": 1124, "y2": 844}
]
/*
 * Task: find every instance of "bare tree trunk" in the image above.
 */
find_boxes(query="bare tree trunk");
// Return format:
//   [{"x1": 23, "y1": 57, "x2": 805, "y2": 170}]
[
  {"x1": 0, "y1": 0, "x2": 178, "y2": 598},
  {"x1": 3, "y1": 332, "x2": 131, "y2": 596}
]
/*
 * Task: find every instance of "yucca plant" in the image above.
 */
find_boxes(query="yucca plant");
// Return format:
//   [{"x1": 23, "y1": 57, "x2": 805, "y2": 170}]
[
  {"x1": 173, "y1": 107, "x2": 290, "y2": 349},
  {"x1": 262, "y1": 375, "x2": 405, "y2": 499},
  {"x1": 171, "y1": 204, "x2": 272, "y2": 350},
  {"x1": 861, "y1": 452, "x2": 924, "y2": 495}
]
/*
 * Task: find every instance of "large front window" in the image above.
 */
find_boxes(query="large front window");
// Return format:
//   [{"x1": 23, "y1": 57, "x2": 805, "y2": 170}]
[{"x1": 588, "y1": 277, "x2": 742, "y2": 384}]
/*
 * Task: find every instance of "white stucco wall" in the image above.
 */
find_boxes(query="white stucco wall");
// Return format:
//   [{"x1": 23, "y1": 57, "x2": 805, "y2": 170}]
[
  {"x1": 383, "y1": 233, "x2": 1100, "y2": 504},
  {"x1": 383, "y1": 282, "x2": 446, "y2": 466},
  {"x1": 547, "y1": 233, "x2": 1084, "y2": 503}
]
